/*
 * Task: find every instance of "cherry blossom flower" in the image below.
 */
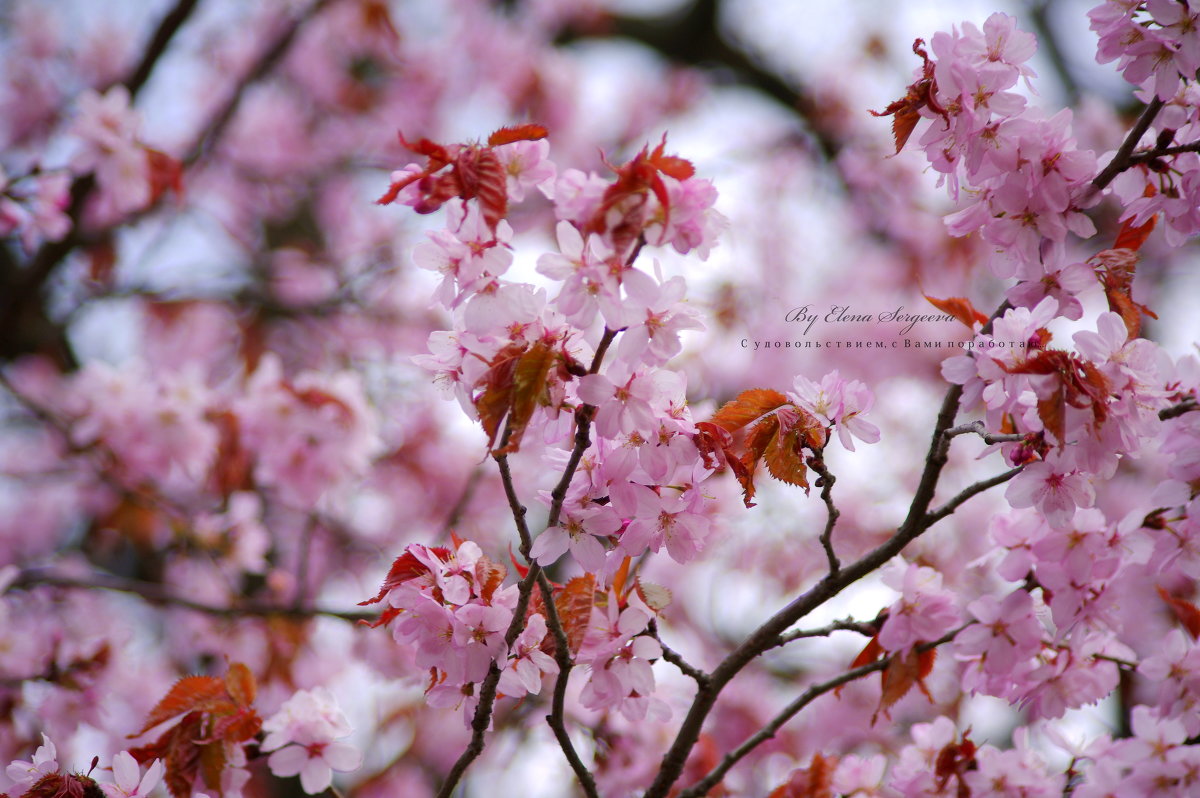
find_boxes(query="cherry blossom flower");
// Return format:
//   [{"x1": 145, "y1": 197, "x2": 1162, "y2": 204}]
[
  {"x1": 5, "y1": 734, "x2": 58, "y2": 792},
  {"x1": 100, "y1": 752, "x2": 163, "y2": 798},
  {"x1": 261, "y1": 688, "x2": 363, "y2": 795}
]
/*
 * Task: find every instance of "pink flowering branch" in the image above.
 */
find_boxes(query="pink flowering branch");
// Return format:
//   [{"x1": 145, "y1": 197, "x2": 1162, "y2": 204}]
[
  {"x1": 676, "y1": 626, "x2": 970, "y2": 798},
  {"x1": 436, "y1": 320, "x2": 627, "y2": 798},
  {"x1": 642, "y1": 301, "x2": 1015, "y2": 798}
]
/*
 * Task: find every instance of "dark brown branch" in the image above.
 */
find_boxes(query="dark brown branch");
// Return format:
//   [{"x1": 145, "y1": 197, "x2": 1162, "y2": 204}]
[
  {"x1": 1127, "y1": 140, "x2": 1200, "y2": 166},
  {"x1": 1161, "y1": 397, "x2": 1198, "y2": 420},
  {"x1": 122, "y1": 0, "x2": 202, "y2": 97},
  {"x1": 1086, "y1": 97, "x2": 1165, "y2": 199},
  {"x1": 10, "y1": 569, "x2": 373, "y2": 622},
  {"x1": 677, "y1": 627, "x2": 967, "y2": 797}
]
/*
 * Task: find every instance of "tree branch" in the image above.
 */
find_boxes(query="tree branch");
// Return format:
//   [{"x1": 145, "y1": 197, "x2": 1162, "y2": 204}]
[
  {"x1": 1160, "y1": 397, "x2": 1198, "y2": 420},
  {"x1": 9, "y1": 569, "x2": 373, "y2": 622},
  {"x1": 677, "y1": 628, "x2": 967, "y2": 797},
  {"x1": 944, "y1": 420, "x2": 1025, "y2": 445},
  {"x1": 641, "y1": 301, "x2": 1015, "y2": 798},
  {"x1": 1086, "y1": 97, "x2": 1165, "y2": 199},
  {"x1": 649, "y1": 619, "x2": 710, "y2": 685}
]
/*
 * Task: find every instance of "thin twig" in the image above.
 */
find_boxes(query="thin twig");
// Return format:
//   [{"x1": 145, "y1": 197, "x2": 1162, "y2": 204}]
[
  {"x1": 649, "y1": 620, "x2": 709, "y2": 685},
  {"x1": 808, "y1": 456, "x2": 840, "y2": 575},
  {"x1": 677, "y1": 628, "x2": 967, "y2": 797},
  {"x1": 1127, "y1": 140, "x2": 1200, "y2": 165},
  {"x1": 9, "y1": 569, "x2": 373, "y2": 622},
  {"x1": 944, "y1": 421, "x2": 1025, "y2": 445},
  {"x1": 770, "y1": 617, "x2": 879, "y2": 650}
]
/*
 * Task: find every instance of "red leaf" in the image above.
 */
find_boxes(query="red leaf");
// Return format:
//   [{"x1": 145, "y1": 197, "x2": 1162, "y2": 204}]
[
  {"x1": 359, "y1": 546, "x2": 448, "y2": 606},
  {"x1": 1113, "y1": 184, "x2": 1158, "y2": 251},
  {"x1": 934, "y1": 732, "x2": 977, "y2": 796},
  {"x1": 223, "y1": 662, "x2": 255, "y2": 707},
  {"x1": 132, "y1": 676, "x2": 227, "y2": 737},
  {"x1": 924, "y1": 294, "x2": 987, "y2": 330},
  {"x1": 709, "y1": 389, "x2": 790, "y2": 433},
  {"x1": 474, "y1": 342, "x2": 527, "y2": 450},
  {"x1": 497, "y1": 340, "x2": 558, "y2": 455},
  {"x1": 836, "y1": 635, "x2": 883, "y2": 698},
  {"x1": 768, "y1": 752, "x2": 837, "y2": 798},
  {"x1": 554, "y1": 574, "x2": 596, "y2": 655},
  {"x1": 1158, "y1": 586, "x2": 1200, "y2": 640},
  {"x1": 375, "y1": 169, "x2": 422, "y2": 205},
  {"x1": 145, "y1": 148, "x2": 183, "y2": 205},
  {"x1": 872, "y1": 647, "x2": 936, "y2": 724},
  {"x1": 454, "y1": 147, "x2": 508, "y2": 231},
  {"x1": 130, "y1": 712, "x2": 204, "y2": 798},
  {"x1": 487, "y1": 124, "x2": 549, "y2": 146},
  {"x1": 474, "y1": 554, "x2": 508, "y2": 603},
  {"x1": 1093, "y1": 247, "x2": 1157, "y2": 339}
]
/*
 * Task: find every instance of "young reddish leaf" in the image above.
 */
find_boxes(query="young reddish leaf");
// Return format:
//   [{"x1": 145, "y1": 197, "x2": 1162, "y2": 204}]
[
  {"x1": 1093, "y1": 247, "x2": 1158, "y2": 339},
  {"x1": 132, "y1": 676, "x2": 227, "y2": 737},
  {"x1": 223, "y1": 662, "x2": 255, "y2": 707},
  {"x1": 767, "y1": 752, "x2": 837, "y2": 798},
  {"x1": 635, "y1": 579, "x2": 672, "y2": 614},
  {"x1": 495, "y1": 340, "x2": 558, "y2": 455},
  {"x1": 611, "y1": 556, "x2": 632, "y2": 601},
  {"x1": 209, "y1": 707, "x2": 262, "y2": 745},
  {"x1": 358, "y1": 605, "x2": 402, "y2": 629},
  {"x1": 1158, "y1": 586, "x2": 1200, "y2": 639},
  {"x1": 145, "y1": 147, "x2": 184, "y2": 205},
  {"x1": 924, "y1": 294, "x2": 987, "y2": 330},
  {"x1": 487, "y1": 124, "x2": 549, "y2": 146},
  {"x1": 130, "y1": 712, "x2": 204, "y2": 798},
  {"x1": 934, "y1": 732, "x2": 977, "y2": 795},
  {"x1": 709, "y1": 388, "x2": 790, "y2": 433},
  {"x1": 507, "y1": 543, "x2": 531, "y2": 580},
  {"x1": 454, "y1": 146, "x2": 507, "y2": 231},
  {"x1": 474, "y1": 554, "x2": 508, "y2": 603},
  {"x1": 198, "y1": 741, "x2": 227, "y2": 797},
  {"x1": 1113, "y1": 185, "x2": 1158, "y2": 251},
  {"x1": 836, "y1": 635, "x2": 884, "y2": 698},
  {"x1": 764, "y1": 423, "x2": 811, "y2": 491},
  {"x1": 1037, "y1": 392, "x2": 1066, "y2": 448},
  {"x1": 872, "y1": 647, "x2": 936, "y2": 725},
  {"x1": 693, "y1": 420, "x2": 734, "y2": 470},
  {"x1": 555, "y1": 574, "x2": 596, "y2": 654},
  {"x1": 474, "y1": 341, "x2": 526, "y2": 450},
  {"x1": 359, "y1": 547, "x2": 443, "y2": 606},
  {"x1": 870, "y1": 40, "x2": 945, "y2": 154}
]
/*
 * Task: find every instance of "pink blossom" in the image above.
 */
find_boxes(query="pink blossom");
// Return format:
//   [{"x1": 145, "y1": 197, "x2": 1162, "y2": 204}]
[
  {"x1": 497, "y1": 613, "x2": 558, "y2": 696},
  {"x1": 262, "y1": 688, "x2": 363, "y2": 795},
  {"x1": 100, "y1": 752, "x2": 163, "y2": 798},
  {"x1": 878, "y1": 562, "x2": 961, "y2": 652},
  {"x1": 5, "y1": 734, "x2": 58, "y2": 792},
  {"x1": 1005, "y1": 460, "x2": 1095, "y2": 529}
]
